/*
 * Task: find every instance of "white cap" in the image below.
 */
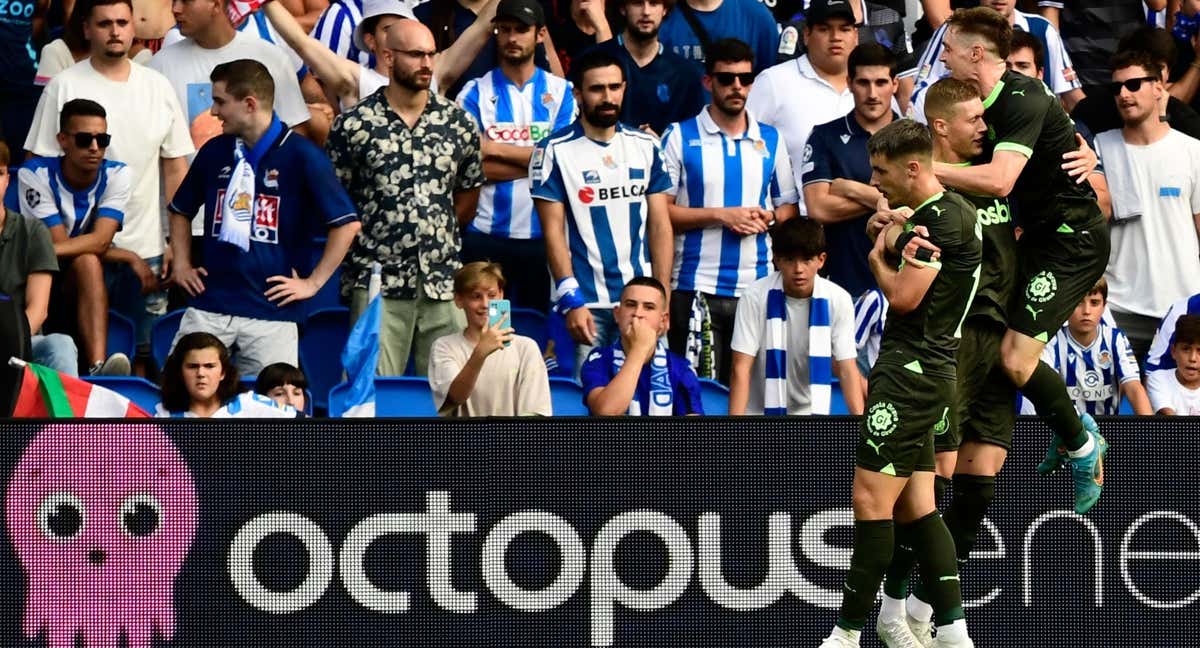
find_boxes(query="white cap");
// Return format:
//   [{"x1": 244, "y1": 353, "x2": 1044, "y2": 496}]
[{"x1": 353, "y1": 0, "x2": 416, "y2": 53}]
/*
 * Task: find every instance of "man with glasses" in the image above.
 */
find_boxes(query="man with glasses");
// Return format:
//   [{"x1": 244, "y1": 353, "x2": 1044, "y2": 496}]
[
  {"x1": 1092, "y1": 51, "x2": 1200, "y2": 362},
  {"x1": 457, "y1": 0, "x2": 577, "y2": 312},
  {"x1": 14, "y1": 99, "x2": 133, "y2": 376},
  {"x1": 660, "y1": 38, "x2": 798, "y2": 385},
  {"x1": 326, "y1": 19, "x2": 484, "y2": 377}
]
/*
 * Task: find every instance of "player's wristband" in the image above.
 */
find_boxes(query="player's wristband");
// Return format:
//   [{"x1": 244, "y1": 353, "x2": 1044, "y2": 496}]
[
  {"x1": 893, "y1": 230, "x2": 919, "y2": 256},
  {"x1": 553, "y1": 277, "x2": 586, "y2": 315}
]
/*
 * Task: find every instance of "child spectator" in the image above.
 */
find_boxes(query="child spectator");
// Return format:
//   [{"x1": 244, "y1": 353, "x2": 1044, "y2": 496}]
[
  {"x1": 580, "y1": 277, "x2": 704, "y2": 416},
  {"x1": 1146, "y1": 314, "x2": 1200, "y2": 415},
  {"x1": 255, "y1": 362, "x2": 310, "y2": 416},
  {"x1": 157, "y1": 332, "x2": 296, "y2": 418},
  {"x1": 428, "y1": 262, "x2": 552, "y2": 416}
]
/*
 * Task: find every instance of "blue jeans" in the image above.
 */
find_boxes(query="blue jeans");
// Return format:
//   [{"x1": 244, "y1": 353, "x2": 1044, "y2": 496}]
[
  {"x1": 104, "y1": 255, "x2": 166, "y2": 354},
  {"x1": 32, "y1": 334, "x2": 79, "y2": 376},
  {"x1": 574, "y1": 308, "x2": 619, "y2": 380}
]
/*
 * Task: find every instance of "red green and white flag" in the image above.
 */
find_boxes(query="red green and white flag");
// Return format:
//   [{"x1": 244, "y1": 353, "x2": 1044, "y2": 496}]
[{"x1": 11, "y1": 360, "x2": 151, "y2": 418}]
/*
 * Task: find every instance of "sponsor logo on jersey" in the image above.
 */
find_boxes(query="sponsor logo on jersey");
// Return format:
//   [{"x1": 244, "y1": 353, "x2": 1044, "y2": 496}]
[
  {"x1": 264, "y1": 168, "x2": 279, "y2": 189},
  {"x1": 578, "y1": 184, "x2": 646, "y2": 204},
  {"x1": 485, "y1": 122, "x2": 552, "y2": 143},
  {"x1": 214, "y1": 189, "x2": 281, "y2": 244},
  {"x1": 582, "y1": 170, "x2": 601, "y2": 184},
  {"x1": 976, "y1": 199, "x2": 1011, "y2": 226}
]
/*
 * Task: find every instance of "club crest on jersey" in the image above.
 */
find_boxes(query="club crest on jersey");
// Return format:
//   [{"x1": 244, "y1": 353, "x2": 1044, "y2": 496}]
[
  {"x1": 602, "y1": 154, "x2": 618, "y2": 170},
  {"x1": 1097, "y1": 350, "x2": 1113, "y2": 370},
  {"x1": 753, "y1": 139, "x2": 767, "y2": 154},
  {"x1": 263, "y1": 168, "x2": 279, "y2": 189},
  {"x1": 657, "y1": 83, "x2": 670, "y2": 103},
  {"x1": 839, "y1": 134, "x2": 851, "y2": 145},
  {"x1": 214, "y1": 189, "x2": 281, "y2": 244},
  {"x1": 541, "y1": 92, "x2": 554, "y2": 107},
  {"x1": 582, "y1": 170, "x2": 601, "y2": 184}
]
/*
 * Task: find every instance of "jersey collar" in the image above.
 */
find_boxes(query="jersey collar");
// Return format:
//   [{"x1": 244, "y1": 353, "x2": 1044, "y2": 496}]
[
  {"x1": 912, "y1": 190, "x2": 945, "y2": 213},
  {"x1": 243, "y1": 114, "x2": 285, "y2": 170},
  {"x1": 617, "y1": 34, "x2": 664, "y2": 56},
  {"x1": 981, "y1": 74, "x2": 1007, "y2": 109},
  {"x1": 698, "y1": 105, "x2": 765, "y2": 144}
]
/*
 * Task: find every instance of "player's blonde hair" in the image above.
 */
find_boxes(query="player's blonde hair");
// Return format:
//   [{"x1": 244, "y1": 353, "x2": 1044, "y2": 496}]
[{"x1": 924, "y1": 78, "x2": 981, "y2": 124}]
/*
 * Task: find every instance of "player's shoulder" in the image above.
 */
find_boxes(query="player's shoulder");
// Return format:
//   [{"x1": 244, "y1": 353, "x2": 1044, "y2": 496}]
[
  {"x1": 619, "y1": 123, "x2": 662, "y2": 146},
  {"x1": 1000, "y1": 71, "x2": 1053, "y2": 105},
  {"x1": 19, "y1": 156, "x2": 58, "y2": 177},
  {"x1": 540, "y1": 122, "x2": 586, "y2": 153}
]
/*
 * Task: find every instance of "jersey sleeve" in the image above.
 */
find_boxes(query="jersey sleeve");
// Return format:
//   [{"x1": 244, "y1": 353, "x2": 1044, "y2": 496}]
[
  {"x1": 853, "y1": 289, "x2": 883, "y2": 350},
  {"x1": 991, "y1": 84, "x2": 1052, "y2": 158},
  {"x1": 554, "y1": 84, "x2": 577, "y2": 130},
  {"x1": 311, "y1": 2, "x2": 355, "y2": 60},
  {"x1": 770, "y1": 140, "x2": 798, "y2": 206},
  {"x1": 647, "y1": 140, "x2": 674, "y2": 194},
  {"x1": 96, "y1": 164, "x2": 131, "y2": 225},
  {"x1": 660, "y1": 123, "x2": 684, "y2": 198},
  {"x1": 830, "y1": 286, "x2": 857, "y2": 361},
  {"x1": 303, "y1": 143, "x2": 359, "y2": 227},
  {"x1": 168, "y1": 143, "x2": 213, "y2": 218},
  {"x1": 17, "y1": 165, "x2": 61, "y2": 226},
  {"x1": 1040, "y1": 21, "x2": 1081, "y2": 94},
  {"x1": 158, "y1": 76, "x2": 196, "y2": 159},
  {"x1": 1113, "y1": 328, "x2": 1141, "y2": 384},
  {"x1": 529, "y1": 139, "x2": 566, "y2": 202},
  {"x1": 801, "y1": 127, "x2": 834, "y2": 185},
  {"x1": 458, "y1": 80, "x2": 484, "y2": 130},
  {"x1": 579, "y1": 347, "x2": 611, "y2": 407},
  {"x1": 674, "y1": 358, "x2": 705, "y2": 415},
  {"x1": 730, "y1": 282, "x2": 766, "y2": 356}
]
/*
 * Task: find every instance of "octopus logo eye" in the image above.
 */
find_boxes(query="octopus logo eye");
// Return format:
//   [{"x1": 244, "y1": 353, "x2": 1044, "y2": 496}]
[
  {"x1": 119, "y1": 494, "x2": 162, "y2": 538},
  {"x1": 37, "y1": 492, "x2": 85, "y2": 541}
]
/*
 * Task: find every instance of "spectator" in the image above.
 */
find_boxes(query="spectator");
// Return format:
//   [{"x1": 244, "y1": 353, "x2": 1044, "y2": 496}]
[
  {"x1": 1005, "y1": 28, "x2": 1042, "y2": 79},
  {"x1": 25, "y1": 0, "x2": 194, "y2": 370},
  {"x1": 660, "y1": 38, "x2": 799, "y2": 384},
  {"x1": 728, "y1": 217, "x2": 863, "y2": 415},
  {"x1": 168, "y1": 60, "x2": 360, "y2": 376},
  {"x1": 656, "y1": 0, "x2": 779, "y2": 81},
  {"x1": 149, "y1": 0, "x2": 322, "y2": 152},
  {"x1": 16, "y1": 99, "x2": 133, "y2": 376},
  {"x1": 776, "y1": 0, "x2": 911, "y2": 69},
  {"x1": 35, "y1": 0, "x2": 155, "y2": 86},
  {"x1": 546, "y1": 0, "x2": 614, "y2": 74},
  {"x1": 747, "y1": 0, "x2": 858, "y2": 206},
  {"x1": 1039, "y1": 0, "x2": 1165, "y2": 91},
  {"x1": 156, "y1": 331, "x2": 298, "y2": 417},
  {"x1": 311, "y1": 0, "x2": 373, "y2": 67},
  {"x1": 0, "y1": 0, "x2": 44, "y2": 160},
  {"x1": 1145, "y1": 291, "x2": 1200, "y2": 372},
  {"x1": 589, "y1": 0, "x2": 706, "y2": 136},
  {"x1": 1094, "y1": 50, "x2": 1200, "y2": 362},
  {"x1": 531, "y1": 50, "x2": 673, "y2": 369},
  {"x1": 1035, "y1": 277, "x2": 1152, "y2": 416},
  {"x1": 802, "y1": 42, "x2": 899, "y2": 298},
  {"x1": 580, "y1": 276, "x2": 704, "y2": 415},
  {"x1": 428, "y1": 261, "x2": 552, "y2": 416},
  {"x1": 908, "y1": 0, "x2": 1084, "y2": 124},
  {"x1": 1146, "y1": 314, "x2": 1200, "y2": 415},
  {"x1": 326, "y1": 20, "x2": 484, "y2": 376},
  {"x1": 457, "y1": 0, "x2": 577, "y2": 312},
  {"x1": 254, "y1": 361, "x2": 309, "y2": 414},
  {"x1": 0, "y1": 140, "x2": 80, "y2": 377}
]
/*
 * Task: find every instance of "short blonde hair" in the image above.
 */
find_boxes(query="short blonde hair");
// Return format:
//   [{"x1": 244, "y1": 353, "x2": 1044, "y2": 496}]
[
  {"x1": 454, "y1": 261, "x2": 506, "y2": 295},
  {"x1": 924, "y1": 78, "x2": 980, "y2": 124}
]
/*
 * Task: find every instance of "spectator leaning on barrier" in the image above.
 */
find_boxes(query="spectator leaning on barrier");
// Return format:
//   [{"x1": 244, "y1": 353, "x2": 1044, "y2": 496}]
[
  {"x1": 15, "y1": 99, "x2": 134, "y2": 377},
  {"x1": 0, "y1": 140, "x2": 80, "y2": 377},
  {"x1": 588, "y1": 0, "x2": 706, "y2": 137},
  {"x1": 747, "y1": 0, "x2": 858, "y2": 206},
  {"x1": 1146, "y1": 314, "x2": 1200, "y2": 415},
  {"x1": 1094, "y1": 50, "x2": 1200, "y2": 364},
  {"x1": 25, "y1": 0, "x2": 194, "y2": 370},
  {"x1": 326, "y1": 20, "x2": 484, "y2": 377},
  {"x1": 531, "y1": 50, "x2": 673, "y2": 372},
  {"x1": 457, "y1": 0, "x2": 577, "y2": 313},
  {"x1": 157, "y1": 331, "x2": 298, "y2": 417},
  {"x1": 428, "y1": 261, "x2": 552, "y2": 417},
  {"x1": 728, "y1": 217, "x2": 862, "y2": 416},
  {"x1": 580, "y1": 276, "x2": 704, "y2": 416},
  {"x1": 660, "y1": 38, "x2": 798, "y2": 385},
  {"x1": 168, "y1": 59, "x2": 360, "y2": 377}
]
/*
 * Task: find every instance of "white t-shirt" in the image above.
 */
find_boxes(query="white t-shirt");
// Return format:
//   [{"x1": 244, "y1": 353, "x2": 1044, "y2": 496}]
[
  {"x1": 148, "y1": 30, "x2": 311, "y2": 155},
  {"x1": 427, "y1": 332, "x2": 552, "y2": 417},
  {"x1": 24, "y1": 60, "x2": 194, "y2": 259},
  {"x1": 1097, "y1": 129, "x2": 1200, "y2": 319},
  {"x1": 730, "y1": 275, "x2": 857, "y2": 414},
  {"x1": 1146, "y1": 368, "x2": 1200, "y2": 415},
  {"x1": 161, "y1": 13, "x2": 306, "y2": 78},
  {"x1": 154, "y1": 391, "x2": 298, "y2": 417}
]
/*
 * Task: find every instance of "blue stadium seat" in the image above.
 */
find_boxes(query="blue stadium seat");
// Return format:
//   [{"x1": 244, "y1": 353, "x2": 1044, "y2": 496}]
[
  {"x1": 329, "y1": 377, "x2": 439, "y2": 417},
  {"x1": 152, "y1": 309, "x2": 186, "y2": 370},
  {"x1": 511, "y1": 307, "x2": 548, "y2": 349},
  {"x1": 106, "y1": 310, "x2": 136, "y2": 360},
  {"x1": 548, "y1": 377, "x2": 588, "y2": 415},
  {"x1": 1119, "y1": 397, "x2": 1134, "y2": 415},
  {"x1": 698, "y1": 379, "x2": 729, "y2": 415},
  {"x1": 545, "y1": 312, "x2": 577, "y2": 377},
  {"x1": 84, "y1": 376, "x2": 161, "y2": 414},
  {"x1": 299, "y1": 307, "x2": 350, "y2": 412}
]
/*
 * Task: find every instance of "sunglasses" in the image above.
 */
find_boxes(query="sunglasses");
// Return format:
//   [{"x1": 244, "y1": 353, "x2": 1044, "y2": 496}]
[
  {"x1": 712, "y1": 72, "x2": 755, "y2": 87},
  {"x1": 1106, "y1": 76, "x2": 1158, "y2": 95},
  {"x1": 70, "y1": 132, "x2": 112, "y2": 148}
]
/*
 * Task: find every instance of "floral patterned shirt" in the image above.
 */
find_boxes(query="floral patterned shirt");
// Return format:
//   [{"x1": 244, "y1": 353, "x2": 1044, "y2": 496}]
[{"x1": 326, "y1": 88, "x2": 484, "y2": 300}]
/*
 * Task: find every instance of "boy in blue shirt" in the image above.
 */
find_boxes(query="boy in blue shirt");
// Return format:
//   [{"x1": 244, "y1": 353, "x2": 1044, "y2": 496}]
[{"x1": 581, "y1": 276, "x2": 704, "y2": 415}]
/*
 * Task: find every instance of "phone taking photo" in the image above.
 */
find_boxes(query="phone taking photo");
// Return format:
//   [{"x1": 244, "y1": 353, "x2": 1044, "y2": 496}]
[{"x1": 488, "y1": 299, "x2": 512, "y2": 347}]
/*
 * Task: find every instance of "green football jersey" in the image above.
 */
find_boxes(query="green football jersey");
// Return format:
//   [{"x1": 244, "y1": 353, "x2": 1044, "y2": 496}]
[
  {"x1": 949, "y1": 185, "x2": 1017, "y2": 325},
  {"x1": 980, "y1": 71, "x2": 1104, "y2": 232},
  {"x1": 876, "y1": 190, "x2": 983, "y2": 380}
]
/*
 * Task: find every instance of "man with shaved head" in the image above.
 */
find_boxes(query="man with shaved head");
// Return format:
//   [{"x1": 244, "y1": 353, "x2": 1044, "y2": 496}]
[{"x1": 326, "y1": 17, "x2": 486, "y2": 377}]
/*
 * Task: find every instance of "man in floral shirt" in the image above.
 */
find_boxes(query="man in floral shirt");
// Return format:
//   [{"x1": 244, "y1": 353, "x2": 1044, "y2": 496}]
[{"x1": 326, "y1": 19, "x2": 485, "y2": 377}]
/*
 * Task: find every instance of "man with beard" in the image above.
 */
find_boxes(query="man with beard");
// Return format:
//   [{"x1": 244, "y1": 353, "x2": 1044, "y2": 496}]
[
  {"x1": 326, "y1": 20, "x2": 485, "y2": 376},
  {"x1": 659, "y1": 38, "x2": 799, "y2": 386},
  {"x1": 590, "y1": 0, "x2": 705, "y2": 136},
  {"x1": 531, "y1": 50, "x2": 674, "y2": 374},
  {"x1": 457, "y1": 0, "x2": 577, "y2": 312}
]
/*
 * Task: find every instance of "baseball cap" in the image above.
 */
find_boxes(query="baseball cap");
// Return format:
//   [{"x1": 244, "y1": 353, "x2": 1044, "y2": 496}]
[
  {"x1": 493, "y1": 0, "x2": 545, "y2": 27},
  {"x1": 806, "y1": 0, "x2": 856, "y2": 25},
  {"x1": 353, "y1": 0, "x2": 417, "y2": 52}
]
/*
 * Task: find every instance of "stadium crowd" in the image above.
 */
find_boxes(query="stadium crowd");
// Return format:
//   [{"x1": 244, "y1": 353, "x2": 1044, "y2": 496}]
[{"x1": 0, "y1": 0, "x2": 1198, "y2": 421}]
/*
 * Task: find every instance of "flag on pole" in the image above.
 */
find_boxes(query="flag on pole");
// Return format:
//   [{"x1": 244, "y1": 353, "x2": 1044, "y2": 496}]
[
  {"x1": 225, "y1": 0, "x2": 266, "y2": 25},
  {"x1": 340, "y1": 263, "x2": 381, "y2": 417},
  {"x1": 10, "y1": 359, "x2": 151, "y2": 418}
]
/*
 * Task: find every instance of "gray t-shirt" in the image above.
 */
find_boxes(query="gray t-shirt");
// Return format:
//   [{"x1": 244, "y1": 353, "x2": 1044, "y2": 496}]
[{"x1": 0, "y1": 209, "x2": 57, "y2": 314}]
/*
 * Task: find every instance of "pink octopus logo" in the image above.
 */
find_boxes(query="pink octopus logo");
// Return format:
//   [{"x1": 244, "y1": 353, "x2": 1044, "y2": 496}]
[{"x1": 4, "y1": 424, "x2": 198, "y2": 647}]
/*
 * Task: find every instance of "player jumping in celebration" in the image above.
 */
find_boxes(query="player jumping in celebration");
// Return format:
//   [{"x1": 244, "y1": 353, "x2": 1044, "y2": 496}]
[
  {"x1": 821, "y1": 119, "x2": 981, "y2": 648},
  {"x1": 933, "y1": 7, "x2": 1109, "y2": 515}
]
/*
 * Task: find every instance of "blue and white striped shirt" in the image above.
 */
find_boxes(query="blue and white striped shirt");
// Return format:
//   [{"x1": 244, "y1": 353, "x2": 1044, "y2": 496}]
[
  {"x1": 854, "y1": 288, "x2": 887, "y2": 370},
  {"x1": 1146, "y1": 293, "x2": 1200, "y2": 371},
  {"x1": 530, "y1": 122, "x2": 673, "y2": 308},
  {"x1": 1042, "y1": 322, "x2": 1140, "y2": 416},
  {"x1": 311, "y1": 0, "x2": 372, "y2": 67},
  {"x1": 16, "y1": 157, "x2": 129, "y2": 236},
  {"x1": 661, "y1": 108, "x2": 797, "y2": 297},
  {"x1": 459, "y1": 67, "x2": 576, "y2": 239}
]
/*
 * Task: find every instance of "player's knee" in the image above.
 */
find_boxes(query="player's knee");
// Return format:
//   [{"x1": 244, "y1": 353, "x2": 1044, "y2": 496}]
[
  {"x1": 851, "y1": 484, "x2": 891, "y2": 519},
  {"x1": 70, "y1": 253, "x2": 104, "y2": 281},
  {"x1": 1000, "y1": 351, "x2": 1034, "y2": 385}
]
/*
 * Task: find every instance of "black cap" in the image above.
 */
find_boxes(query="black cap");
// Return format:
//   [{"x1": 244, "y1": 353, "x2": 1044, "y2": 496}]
[
  {"x1": 806, "y1": 0, "x2": 856, "y2": 25},
  {"x1": 494, "y1": 0, "x2": 545, "y2": 26}
]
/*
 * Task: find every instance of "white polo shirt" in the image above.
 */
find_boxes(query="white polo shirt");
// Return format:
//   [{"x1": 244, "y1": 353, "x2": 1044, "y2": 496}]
[{"x1": 747, "y1": 55, "x2": 854, "y2": 215}]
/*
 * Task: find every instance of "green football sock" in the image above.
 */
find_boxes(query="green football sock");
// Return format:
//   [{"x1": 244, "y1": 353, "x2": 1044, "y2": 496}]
[
  {"x1": 836, "y1": 519, "x2": 895, "y2": 631},
  {"x1": 1020, "y1": 361, "x2": 1089, "y2": 450},
  {"x1": 911, "y1": 511, "x2": 965, "y2": 627}
]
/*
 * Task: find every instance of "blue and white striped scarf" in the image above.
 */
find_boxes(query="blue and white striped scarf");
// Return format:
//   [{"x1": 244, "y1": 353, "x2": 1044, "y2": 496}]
[{"x1": 764, "y1": 273, "x2": 834, "y2": 415}]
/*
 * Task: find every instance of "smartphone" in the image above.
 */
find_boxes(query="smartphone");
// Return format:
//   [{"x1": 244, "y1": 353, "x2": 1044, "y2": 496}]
[{"x1": 488, "y1": 299, "x2": 512, "y2": 346}]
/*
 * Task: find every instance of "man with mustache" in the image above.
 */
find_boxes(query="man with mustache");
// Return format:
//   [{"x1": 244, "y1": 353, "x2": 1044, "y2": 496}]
[{"x1": 531, "y1": 50, "x2": 674, "y2": 374}]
